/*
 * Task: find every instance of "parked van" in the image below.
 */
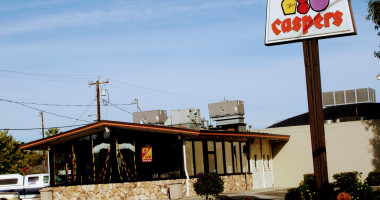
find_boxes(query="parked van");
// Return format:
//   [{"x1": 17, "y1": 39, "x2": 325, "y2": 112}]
[{"x1": 0, "y1": 174, "x2": 49, "y2": 199}]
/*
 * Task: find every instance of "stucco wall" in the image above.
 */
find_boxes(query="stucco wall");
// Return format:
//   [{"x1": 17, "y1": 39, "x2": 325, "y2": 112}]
[
  {"x1": 256, "y1": 119, "x2": 380, "y2": 188},
  {"x1": 50, "y1": 174, "x2": 252, "y2": 200}
]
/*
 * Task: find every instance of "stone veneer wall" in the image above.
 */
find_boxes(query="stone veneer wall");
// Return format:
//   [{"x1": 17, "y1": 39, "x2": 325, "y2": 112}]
[{"x1": 51, "y1": 174, "x2": 253, "y2": 200}]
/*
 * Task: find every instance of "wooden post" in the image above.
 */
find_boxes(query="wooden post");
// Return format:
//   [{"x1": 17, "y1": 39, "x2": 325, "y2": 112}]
[{"x1": 302, "y1": 38, "x2": 329, "y2": 199}]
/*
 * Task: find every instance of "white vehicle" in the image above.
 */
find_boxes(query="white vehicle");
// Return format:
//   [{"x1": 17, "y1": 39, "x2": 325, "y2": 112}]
[{"x1": 0, "y1": 174, "x2": 49, "y2": 200}]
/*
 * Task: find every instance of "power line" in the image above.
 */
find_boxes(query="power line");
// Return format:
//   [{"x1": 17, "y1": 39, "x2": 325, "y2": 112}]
[
  {"x1": 1, "y1": 123, "x2": 91, "y2": 131},
  {"x1": 109, "y1": 78, "x2": 221, "y2": 102},
  {"x1": 0, "y1": 98, "x2": 135, "y2": 106},
  {"x1": 106, "y1": 101, "x2": 134, "y2": 115},
  {"x1": 0, "y1": 99, "x2": 91, "y2": 123},
  {"x1": 0, "y1": 69, "x2": 94, "y2": 79},
  {"x1": 69, "y1": 99, "x2": 96, "y2": 126}
]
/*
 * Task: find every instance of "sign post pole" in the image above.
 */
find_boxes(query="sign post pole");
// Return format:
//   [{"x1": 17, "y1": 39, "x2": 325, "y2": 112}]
[{"x1": 303, "y1": 38, "x2": 329, "y2": 200}]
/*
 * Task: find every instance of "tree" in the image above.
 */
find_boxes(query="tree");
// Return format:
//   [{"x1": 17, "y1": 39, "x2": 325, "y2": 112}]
[
  {"x1": 45, "y1": 127, "x2": 60, "y2": 137},
  {"x1": 0, "y1": 130, "x2": 27, "y2": 174},
  {"x1": 366, "y1": 0, "x2": 380, "y2": 59},
  {"x1": 0, "y1": 130, "x2": 45, "y2": 175}
]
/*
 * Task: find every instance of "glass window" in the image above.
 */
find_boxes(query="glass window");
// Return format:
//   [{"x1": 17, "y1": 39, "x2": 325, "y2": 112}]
[
  {"x1": 43, "y1": 176, "x2": 49, "y2": 184},
  {"x1": 233, "y1": 142, "x2": 241, "y2": 173},
  {"x1": 115, "y1": 135, "x2": 136, "y2": 182},
  {"x1": 207, "y1": 141, "x2": 214, "y2": 151},
  {"x1": 0, "y1": 179, "x2": 18, "y2": 185},
  {"x1": 54, "y1": 144, "x2": 73, "y2": 185},
  {"x1": 208, "y1": 154, "x2": 216, "y2": 173},
  {"x1": 224, "y1": 142, "x2": 233, "y2": 174},
  {"x1": 194, "y1": 141, "x2": 204, "y2": 174},
  {"x1": 185, "y1": 141, "x2": 194, "y2": 176},
  {"x1": 28, "y1": 176, "x2": 38, "y2": 185},
  {"x1": 92, "y1": 132, "x2": 111, "y2": 183},
  {"x1": 215, "y1": 142, "x2": 224, "y2": 174},
  {"x1": 241, "y1": 143, "x2": 248, "y2": 173}
]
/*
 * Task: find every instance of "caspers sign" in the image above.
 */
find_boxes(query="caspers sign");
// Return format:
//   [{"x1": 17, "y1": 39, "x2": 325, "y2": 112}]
[{"x1": 265, "y1": 0, "x2": 356, "y2": 46}]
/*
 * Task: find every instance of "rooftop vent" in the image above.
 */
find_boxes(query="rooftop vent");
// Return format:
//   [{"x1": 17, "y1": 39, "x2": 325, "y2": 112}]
[
  {"x1": 133, "y1": 110, "x2": 168, "y2": 125},
  {"x1": 164, "y1": 108, "x2": 202, "y2": 129},
  {"x1": 208, "y1": 100, "x2": 246, "y2": 132},
  {"x1": 322, "y1": 88, "x2": 376, "y2": 107}
]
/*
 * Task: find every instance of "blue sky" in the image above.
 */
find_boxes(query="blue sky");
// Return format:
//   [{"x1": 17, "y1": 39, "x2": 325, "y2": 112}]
[{"x1": 0, "y1": 0, "x2": 378, "y2": 143}]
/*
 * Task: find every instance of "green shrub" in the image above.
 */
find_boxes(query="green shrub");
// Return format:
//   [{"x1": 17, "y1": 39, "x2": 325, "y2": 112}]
[
  {"x1": 348, "y1": 181, "x2": 374, "y2": 200},
  {"x1": 193, "y1": 172, "x2": 224, "y2": 200},
  {"x1": 333, "y1": 171, "x2": 362, "y2": 191},
  {"x1": 298, "y1": 182, "x2": 315, "y2": 200},
  {"x1": 365, "y1": 171, "x2": 380, "y2": 186},
  {"x1": 373, "y1": 188, "x2": 380, "y2": 199},
  {"x1": 285, "y1": 188, "x2": 302, "y2": 200},
  {"x1": 303, "y1": 173, "x2": 316, "y2": 192},
  {"x1": 332, "y1": 171, "x2": 375, "y2": 200}
]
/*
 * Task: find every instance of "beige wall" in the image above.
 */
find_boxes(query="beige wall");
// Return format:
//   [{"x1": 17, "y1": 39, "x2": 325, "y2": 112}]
[{"x1": 256, "y1": 119, "x2": 380, "y2": 188}]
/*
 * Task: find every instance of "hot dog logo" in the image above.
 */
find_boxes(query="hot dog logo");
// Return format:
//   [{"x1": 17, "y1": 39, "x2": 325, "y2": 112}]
[{"x1": 272, "y1": 0, "x2": 343, "y2": 36}]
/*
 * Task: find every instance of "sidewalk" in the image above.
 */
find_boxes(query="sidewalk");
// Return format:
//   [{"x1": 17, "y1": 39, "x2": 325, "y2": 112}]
[{"x1": 183, "y1": 188, "x2": 289, "y2": 200}]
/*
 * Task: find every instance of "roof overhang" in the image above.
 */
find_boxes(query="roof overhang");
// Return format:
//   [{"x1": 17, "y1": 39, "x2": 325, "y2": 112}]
[{"x1": 21, "y1": 120, "x2": 290, "y2": 150}]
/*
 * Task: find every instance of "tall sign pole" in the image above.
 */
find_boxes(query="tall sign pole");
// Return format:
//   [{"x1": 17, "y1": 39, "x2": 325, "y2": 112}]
[
  {"x1": 265, "y1": 1, "x2": 356, "y2": 199},
  {"x1": 303, "y1": 38, "x2": 328, "y2": 199}
]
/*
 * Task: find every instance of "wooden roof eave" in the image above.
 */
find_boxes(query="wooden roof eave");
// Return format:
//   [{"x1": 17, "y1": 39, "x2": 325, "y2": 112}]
[{"x1": 20, "y1": 120, "x2": 290, "y2": 151}]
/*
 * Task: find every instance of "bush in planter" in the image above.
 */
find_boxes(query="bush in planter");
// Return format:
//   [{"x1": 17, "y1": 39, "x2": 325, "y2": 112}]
[
  {"x1": 332, "y1": 171, "x2": 374, "y2": 200},
  {"x1": 193, "y1": 172, "x2": 224, "y2": 200},
  {"x1": 333, "y1": 171, "x2": 362, "y2": 192},
  {"x1": 365, "y1": 171, "x2": 380, "y2": 186},
  {"x1": 284, "y1": 188, "x2": 302, "y2": 200},
  {"x1": 284, "y1": 174, "x2": 315, "y2": 200}
]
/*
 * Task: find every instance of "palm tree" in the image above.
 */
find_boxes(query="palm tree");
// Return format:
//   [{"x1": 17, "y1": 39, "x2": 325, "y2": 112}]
[{"x1": 45, "y1": 128, "x2": 60, "y2": 137}]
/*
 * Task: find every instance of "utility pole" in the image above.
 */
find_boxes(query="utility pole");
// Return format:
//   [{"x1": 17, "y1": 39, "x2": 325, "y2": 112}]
[
  {"x1": 40, "y1": 111, "x2": 45, "y2": 138},
  {"x1": 135, "y1": 98, "x2": 140, "y2": 112},
  {"x1": 89, "y1": 76, "x2": 109, "y2": 121}
]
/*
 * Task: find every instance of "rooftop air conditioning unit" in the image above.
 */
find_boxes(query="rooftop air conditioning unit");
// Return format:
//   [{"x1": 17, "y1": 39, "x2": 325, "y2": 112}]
[
  {"x1": 322, "y1": 88, "x2": 376, "y2": 107},
  {"x1": 133, "y1": 110, "x2": 168, "y2": 125}
]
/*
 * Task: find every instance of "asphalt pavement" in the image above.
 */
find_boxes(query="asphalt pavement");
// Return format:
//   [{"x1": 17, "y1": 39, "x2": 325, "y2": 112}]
[{"x1": 182, "y1": 188, "x2": 289, "y2": 200}]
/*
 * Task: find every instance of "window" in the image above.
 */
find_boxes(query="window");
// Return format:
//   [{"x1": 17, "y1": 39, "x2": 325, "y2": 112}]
[
  {"x1": 267, "y1": 155, "x2": 270, "y2": 169},
  {"x1": 43, "y1": 176, "x2": 49, "y2": 184},
  {"x1": 241, "y1": 143, "x2": 248, "y2": 173},
  {"x1": 215, "y1": 142, "x2": 224, "y2": 174},
  {"x1": 224, "y1": 142, "x2": 233, "y2": 173},
  {"x1": 28, "y1": 176, "x2": 38, "y2": 185},
  {"x1": 185, "y1": 141, "x2": 194, "y2": 176},
  {"x1": 233, "y1": 142, "x2": 241, "y2": 173},
  {"x1": 0, "y1": 179, "x2": 18, "y2": 185},
  {"x1": 254, "y1": 154, "x2": 257, "y2": 168},
  {"x1": 207, "y1": 141, "x2": 216, "y2": 173},
  {"x1": 194, "y1": 141, "x2": 204, "y2": 174}
]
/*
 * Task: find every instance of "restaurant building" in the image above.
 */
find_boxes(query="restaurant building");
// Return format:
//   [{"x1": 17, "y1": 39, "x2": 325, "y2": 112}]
[{"x1": 20, "y1": 101, "x2": 289, "y2": 199}]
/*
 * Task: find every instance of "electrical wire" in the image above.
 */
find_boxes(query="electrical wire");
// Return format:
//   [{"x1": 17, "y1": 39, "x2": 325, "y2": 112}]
[
  {"x1": 1, "y1": 123, "x2": 91, "y2": 131},
  {"x1": 109, "y1": 78, "x2": 221, "y2": 102},
  {"x1": 0, "y1": 99, "x2": 91, "y2": 123},
  {"x1": 69, "y1": 99, "x2": 96, "y2": 127},
  {"x1": 0, "y1": 69, "x2": 94, "y2": 80},
  {"x1": 106, "y1": 101, "x2": 134, "y2": 115},
  {"x1": 0, "y1": 98, "x2": 135, "y2": 106}
]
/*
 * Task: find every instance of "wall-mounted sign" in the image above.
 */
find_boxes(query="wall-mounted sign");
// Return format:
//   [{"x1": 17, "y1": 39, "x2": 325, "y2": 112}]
[
  {"x1": 141, "y1": 147, "x2": 152, "y2": 162},
  {"x1": 265, "y1": 0, "x2": 356, "y2": 46}
]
